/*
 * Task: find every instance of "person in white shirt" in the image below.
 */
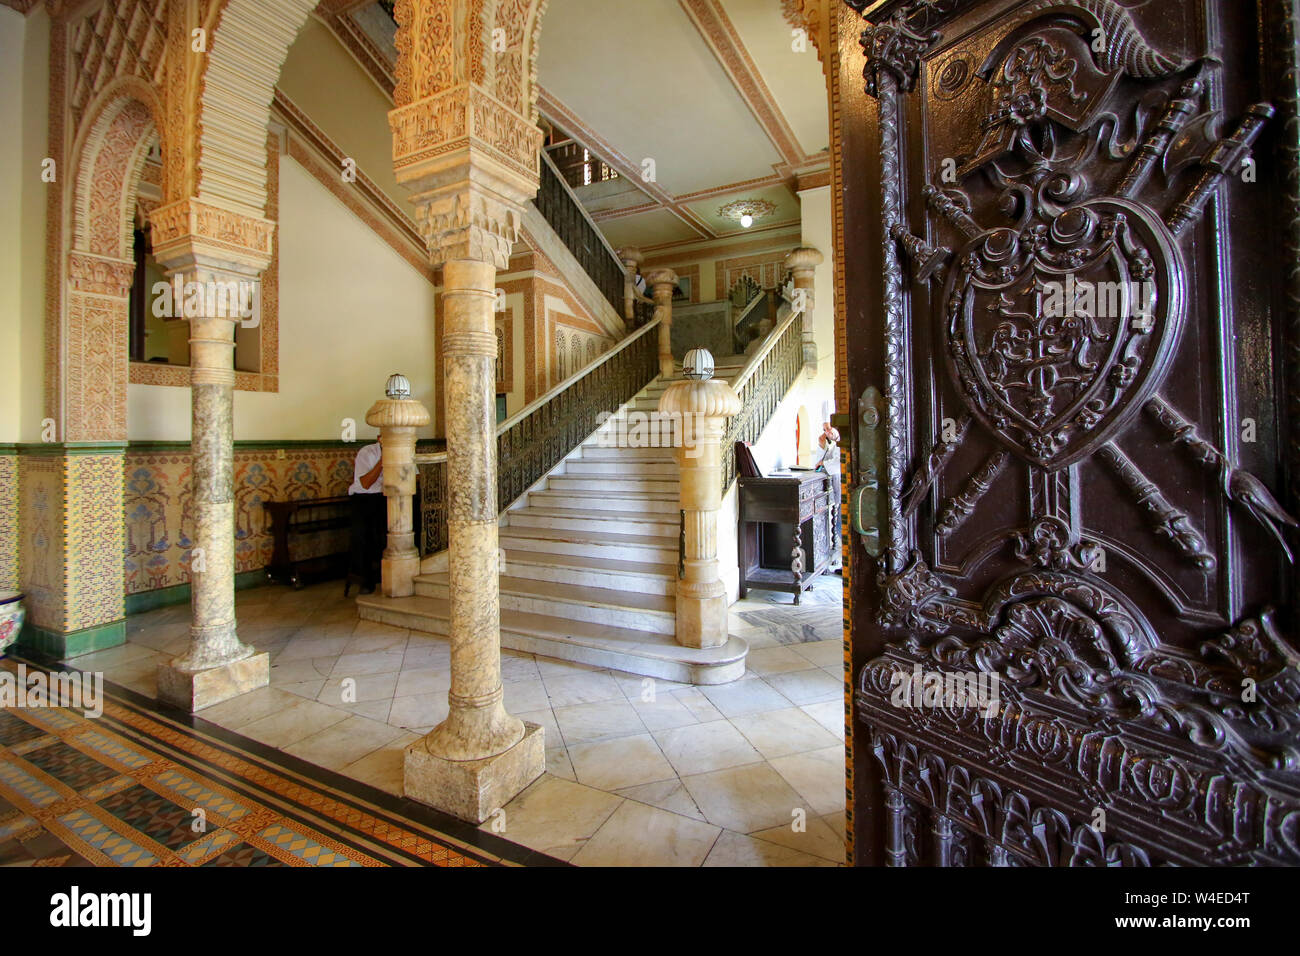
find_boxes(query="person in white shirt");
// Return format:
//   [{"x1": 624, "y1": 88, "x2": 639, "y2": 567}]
[{"x1": 347, "y1": 442, "x2": 385, "y2": 594}]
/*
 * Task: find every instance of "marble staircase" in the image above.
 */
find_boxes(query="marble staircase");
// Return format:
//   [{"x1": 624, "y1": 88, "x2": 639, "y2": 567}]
[{"x1": 358, "y1": 359, "x2": 754, "y2": 685}]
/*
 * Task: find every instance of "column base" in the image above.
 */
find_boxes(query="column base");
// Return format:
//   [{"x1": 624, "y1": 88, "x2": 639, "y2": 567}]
[
  {"x1": 157, "y1": 652, "x2": 270, "y2": 712},
  {"x1": 403, "y1": 721, "x2": 545, "y2": 823},
  {"x1": 382, "y1": 551, "x2": 421, "y2": 598}
]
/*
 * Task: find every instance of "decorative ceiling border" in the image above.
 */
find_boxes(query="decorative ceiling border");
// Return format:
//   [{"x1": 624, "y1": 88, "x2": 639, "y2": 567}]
[
  {"x1": 679, "y1": 0, "x2": 809, "y2": 172},
  {"x1": 313, "y1": 0, "x2": 397, "y2": 100}
]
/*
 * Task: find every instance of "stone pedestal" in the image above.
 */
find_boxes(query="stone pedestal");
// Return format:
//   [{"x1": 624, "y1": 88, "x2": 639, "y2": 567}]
[
  {"x1": 644, "y1": 268, "x2": 679, "y2": 378},
  {"x1": 404, "y1": 721, "x2": 545, "y2": 824},
  {"x1": 366, "y1": 385, "x2": 431, "y2": 598},
  {"x1": 659, "y1": 370, "x2": 742, "y2": 649},
  {"x1": 157, "y1": 652, "x2": 269, "y2": 712}
]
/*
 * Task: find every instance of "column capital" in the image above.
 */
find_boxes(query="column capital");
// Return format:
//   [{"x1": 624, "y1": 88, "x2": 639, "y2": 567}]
[
  {"x1": 617, "y1": 246, "x2": 644, "y2": 268},
  {"x1": 148, "y1": 198, "x2": 275, "y2": 277},
  {"x1": 365, "y1": 396, "x2": 432, "y2": 431},
  {"x1": 643, "y1": 268, "x2": 679, "y2": 291},
  {"x1": 390, "y1": 83, "x2": 544, "y2": 270},
  {"x1": 657, "y1": 378, "x2": 743, "y2": 422},
  {"x1": 785, "y1": 245, "x2": 824, "y2": 274}
]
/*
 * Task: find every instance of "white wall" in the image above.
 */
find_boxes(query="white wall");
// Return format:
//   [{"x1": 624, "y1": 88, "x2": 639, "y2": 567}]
[
  {"x1": 718, "y1": 185, "x2": 837, "y2": 603},
  {"x1": 0, "y1": 6, "x2": 50, "y2": 443},
  {"x1": 127, "y1": 155, "x2": 438, "y2": 441}
]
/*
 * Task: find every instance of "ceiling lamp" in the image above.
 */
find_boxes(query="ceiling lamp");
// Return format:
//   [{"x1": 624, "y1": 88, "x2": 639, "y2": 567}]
[{"x1": 719, "y1": 198, "x2": 777, "y2": 230}]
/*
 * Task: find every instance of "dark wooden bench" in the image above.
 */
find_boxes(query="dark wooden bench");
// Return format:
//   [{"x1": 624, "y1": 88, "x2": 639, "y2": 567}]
[{"x1": 263, "y1": 495, "x2": 352, "y2": 589}]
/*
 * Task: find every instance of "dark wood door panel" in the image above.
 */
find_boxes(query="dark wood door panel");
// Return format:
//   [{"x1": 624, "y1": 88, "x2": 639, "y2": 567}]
[{"x1": 841, "y1": 0, "x2": 1300, "y2": 866}]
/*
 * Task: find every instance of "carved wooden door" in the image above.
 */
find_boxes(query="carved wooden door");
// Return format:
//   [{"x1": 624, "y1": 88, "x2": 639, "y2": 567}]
[{"x1": 838, "y1": 0, "x2": 1300, "y2": 866}]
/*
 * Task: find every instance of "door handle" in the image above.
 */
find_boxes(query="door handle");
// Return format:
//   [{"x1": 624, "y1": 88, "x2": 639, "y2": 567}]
[{"x1": 833, "y1": 385, "x2": 886, "y2": 558}]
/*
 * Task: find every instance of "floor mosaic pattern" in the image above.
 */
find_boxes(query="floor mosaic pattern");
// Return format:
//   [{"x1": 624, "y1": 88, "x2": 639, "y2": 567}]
[{"x1": 0, "y1": 660, "x2": 543, "y2": 867}]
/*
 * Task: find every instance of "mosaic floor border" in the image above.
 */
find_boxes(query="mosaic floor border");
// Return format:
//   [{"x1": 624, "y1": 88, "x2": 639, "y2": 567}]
[{"x1": 0, "y1": 657, "x2": 562, "y2": 868}]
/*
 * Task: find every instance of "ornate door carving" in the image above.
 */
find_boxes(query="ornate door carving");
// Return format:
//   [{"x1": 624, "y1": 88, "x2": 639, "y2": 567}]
[{"x1": 840, "y1": 0, "x2": 1300, "y2": 865}]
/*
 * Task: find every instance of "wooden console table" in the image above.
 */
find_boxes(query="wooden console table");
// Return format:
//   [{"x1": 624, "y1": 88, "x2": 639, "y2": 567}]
[
  {"x1": 264, "y1": 495, "x2": 352, "y2": 589},
  {"x1": 737, "y1": 471, "x2": 835, "y2": 604}
]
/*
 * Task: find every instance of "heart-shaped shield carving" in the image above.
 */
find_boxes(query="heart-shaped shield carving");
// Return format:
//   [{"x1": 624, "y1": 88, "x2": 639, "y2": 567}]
[{"x1": 942, "y1": 197, "x2": 1186, "y2": 470}]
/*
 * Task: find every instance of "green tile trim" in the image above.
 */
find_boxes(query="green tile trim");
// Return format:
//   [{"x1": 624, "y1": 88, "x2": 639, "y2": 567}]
[
  {"x1": 125, "y1": 439, "x2": 446, "y2": 453},
  {"x1": 12, "y1": 442, "x2": 128, "y2": 457},
  {"x1": 18, "y1": 618, "x2": 126, "y2": 660},
  {"x1": 125, "y1": 569, "x2": 270, "y2": 616}
]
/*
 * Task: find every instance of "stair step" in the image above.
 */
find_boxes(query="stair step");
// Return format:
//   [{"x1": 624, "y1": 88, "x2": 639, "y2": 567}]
[
  {"x1": 499, "y1": 524, "x2": 677, "y2": 563},
  {"x1": 417, "y1": 573, "x2": 676, "y2": 634},
  {"x1": 579, "y1": 445, "x2": 677, "y2": 461},
  {"x1": 526, "y1": 489, "x2": 679, "y2": 515},
  {"x1": 498, "y1": 548, "x2": 677, "y2": 594},
  {"x1": 507, "y1": 507, "x2": 678, "y2": 537},
  {"x1": 547, "y1": 475, "x2": 678, "y2": 494},
  {"x1": 356, "y1": 594, "x2": 747, "y2": 684},
  {"x1": 565, "y1": 459, "x2": 678, "y2": 477}
]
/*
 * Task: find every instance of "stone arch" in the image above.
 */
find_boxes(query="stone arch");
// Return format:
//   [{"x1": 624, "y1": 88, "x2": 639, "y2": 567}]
[
  {"x1": 63, "y1": 87, "x2": 162, "y2": 443},
  {"x1": 193, "y1": 0, "x2": 318, "y2": 217}
]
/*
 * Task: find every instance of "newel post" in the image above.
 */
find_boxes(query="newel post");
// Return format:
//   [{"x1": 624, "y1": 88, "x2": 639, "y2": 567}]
[
  {"x1": 365, "y1": 373, "x2": 431, "y2": 598},
  {"x1": 644, "y1": 267, "x2": 679, "y2": 378},
  {"x1": 785, "y1": 246, "x2": 823, "y2": 376},
  {"x1": 658, "y1": 349, "x2": 742, "y2": 649}
]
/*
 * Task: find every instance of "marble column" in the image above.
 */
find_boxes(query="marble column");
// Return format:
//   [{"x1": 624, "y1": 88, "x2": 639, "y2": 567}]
[
  {"x1": 157, "y1": 265, "x2": 269, "y2": 710},
  {"x1": 365, "y1": 375, "x2": 430, "y2": 598},
  {"x1": 617, "y1": 246, "x2": 644, "y2": 323},
  {"x1": 401, "y1": 254, "x2": 544, "y2": 822},
  {"x1": 644, "y1": 268, "x2": 679, "y2": 378},
  {"x1": 785, "y1": 246, "x2": 824, "y2": 376},
  {"x1": 658, "y1": 352, "x2": 741, "y2": 649}
]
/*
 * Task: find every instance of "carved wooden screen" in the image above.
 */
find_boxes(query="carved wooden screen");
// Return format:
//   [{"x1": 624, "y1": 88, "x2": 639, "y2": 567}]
[{"x1": 840, "y1": 0, "x2": 1300, "y2": 866}]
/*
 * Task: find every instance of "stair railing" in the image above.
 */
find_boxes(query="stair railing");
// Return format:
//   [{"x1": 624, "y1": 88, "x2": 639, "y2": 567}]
[
  {"x1": 535, "y1": 148, "x2": 627, "y2": 317},
  {"x1": 721, "y1": 303, "x2": 806, "y2": 493},
  {"x1": 415, "y1": 314, "x2": 663, "y2": 556}
]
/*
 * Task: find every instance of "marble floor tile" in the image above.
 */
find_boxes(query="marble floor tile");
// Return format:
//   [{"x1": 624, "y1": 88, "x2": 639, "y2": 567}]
[
  {"x1": 502, "y1": 678, "x2": 550, "y2": 713},
  {"x1": 703, "y1": 830, "x2": 839, "y2": 867},
  {"x1": 541, "y1": 671, "x2": 624, "y2": 708},
  {"x1": 614, "y1": 778, "x2": 708, "y2": 822},
  {"x1": 627, "y1": 693, "x2": 701, "y2": 732},
  {"x1": 681, "y1": 762, "x2": 810, "y2": 833},
  {"x1": 339, "y1": 731, "x2": 420, "y2": 796},
  {"x1": 791, "y1": 639, "x2": 844, "y2": 669},
  {"x1": 653, "y1": 720, "x2": 762, "y2": 777},
  {"x1": 764, "y1": 668, "x2": 843, "y2": 706},
  {"x1": 545, "y1": 747, "x2": 576, "y2": 781},
  {"x1": 746, "y1": 645, "x2": 823, "y2": 676},
  {"x1": 239, "y1": 698, "x2": 353, "y2": 750},
  {"x1": 699, "y1": 676, "x2": 792, "y2": 717},
  {"x1": 284, "y1": 714, "x2": 407, "y2": 771},
  {"x1": 752, "y1": 814, "x2": 846, "y2": 863},
  {"x1": 393, "y1": 667, "x2": 452, "y2": 699},
  {"x1": 568, "y1": 733, "x2": 676, "y2": 791},
  {"x1": 571, "y1": 800, "x2": 720, "y2": 867},
  {"x1": 316, "y1": 671, "x2": 400, "y2": 705},
  {"x1": 485, "y1": 775, "x2": 623, "y2": 862},
  {"x1": 388, "y1": 692, "x2": 448, "y2": 732},
  {"x1": 552, "y1": 699, "x2": 646, "y2": 746},
  {"x1": 274, "y1": 634, "x2": 350, "y2": 663},
  {"x1": 729, "y1": 707, "x2": 840, "y2": 760},
  {"x1": 268, "y1": 657, "x2": 335, "y2": 686},
  {"x1": 769, "y1": 746, "x2": 846, "y2": 816},
  {"x1": 278, "y1": 680, "x2": 325, "y2": 700},
  {"x1": 197, "y1": 685, "x2": 303, "y2": 730},
  {"x1": 800, "y1": 700, "x2": 845, "y2": 739},
  {"x1": 670, "y1": 687, "x2": 724, "y2": 723},
  {"x1": 330, "y1": 649, "x2": 407, "y2": 678},
  {"x1": 514, "y1": 708, "x2": 562, "y2": 749}
]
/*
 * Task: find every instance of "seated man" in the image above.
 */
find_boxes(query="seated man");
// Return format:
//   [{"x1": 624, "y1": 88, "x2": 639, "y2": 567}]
[{"x1": 347, "y1": 441, "x2": 385, "y2": 594}]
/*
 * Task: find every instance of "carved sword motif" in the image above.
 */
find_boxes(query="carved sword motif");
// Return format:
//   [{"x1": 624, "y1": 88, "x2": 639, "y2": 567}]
[{"x1": 1097, "y1": 441, "x2": 1215, "y2": 569}]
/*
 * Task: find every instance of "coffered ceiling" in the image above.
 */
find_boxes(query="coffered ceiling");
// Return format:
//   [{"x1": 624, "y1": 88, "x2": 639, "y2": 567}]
[{"x1": 315, "y1": 0, "x2": 830, "y2": 254}]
